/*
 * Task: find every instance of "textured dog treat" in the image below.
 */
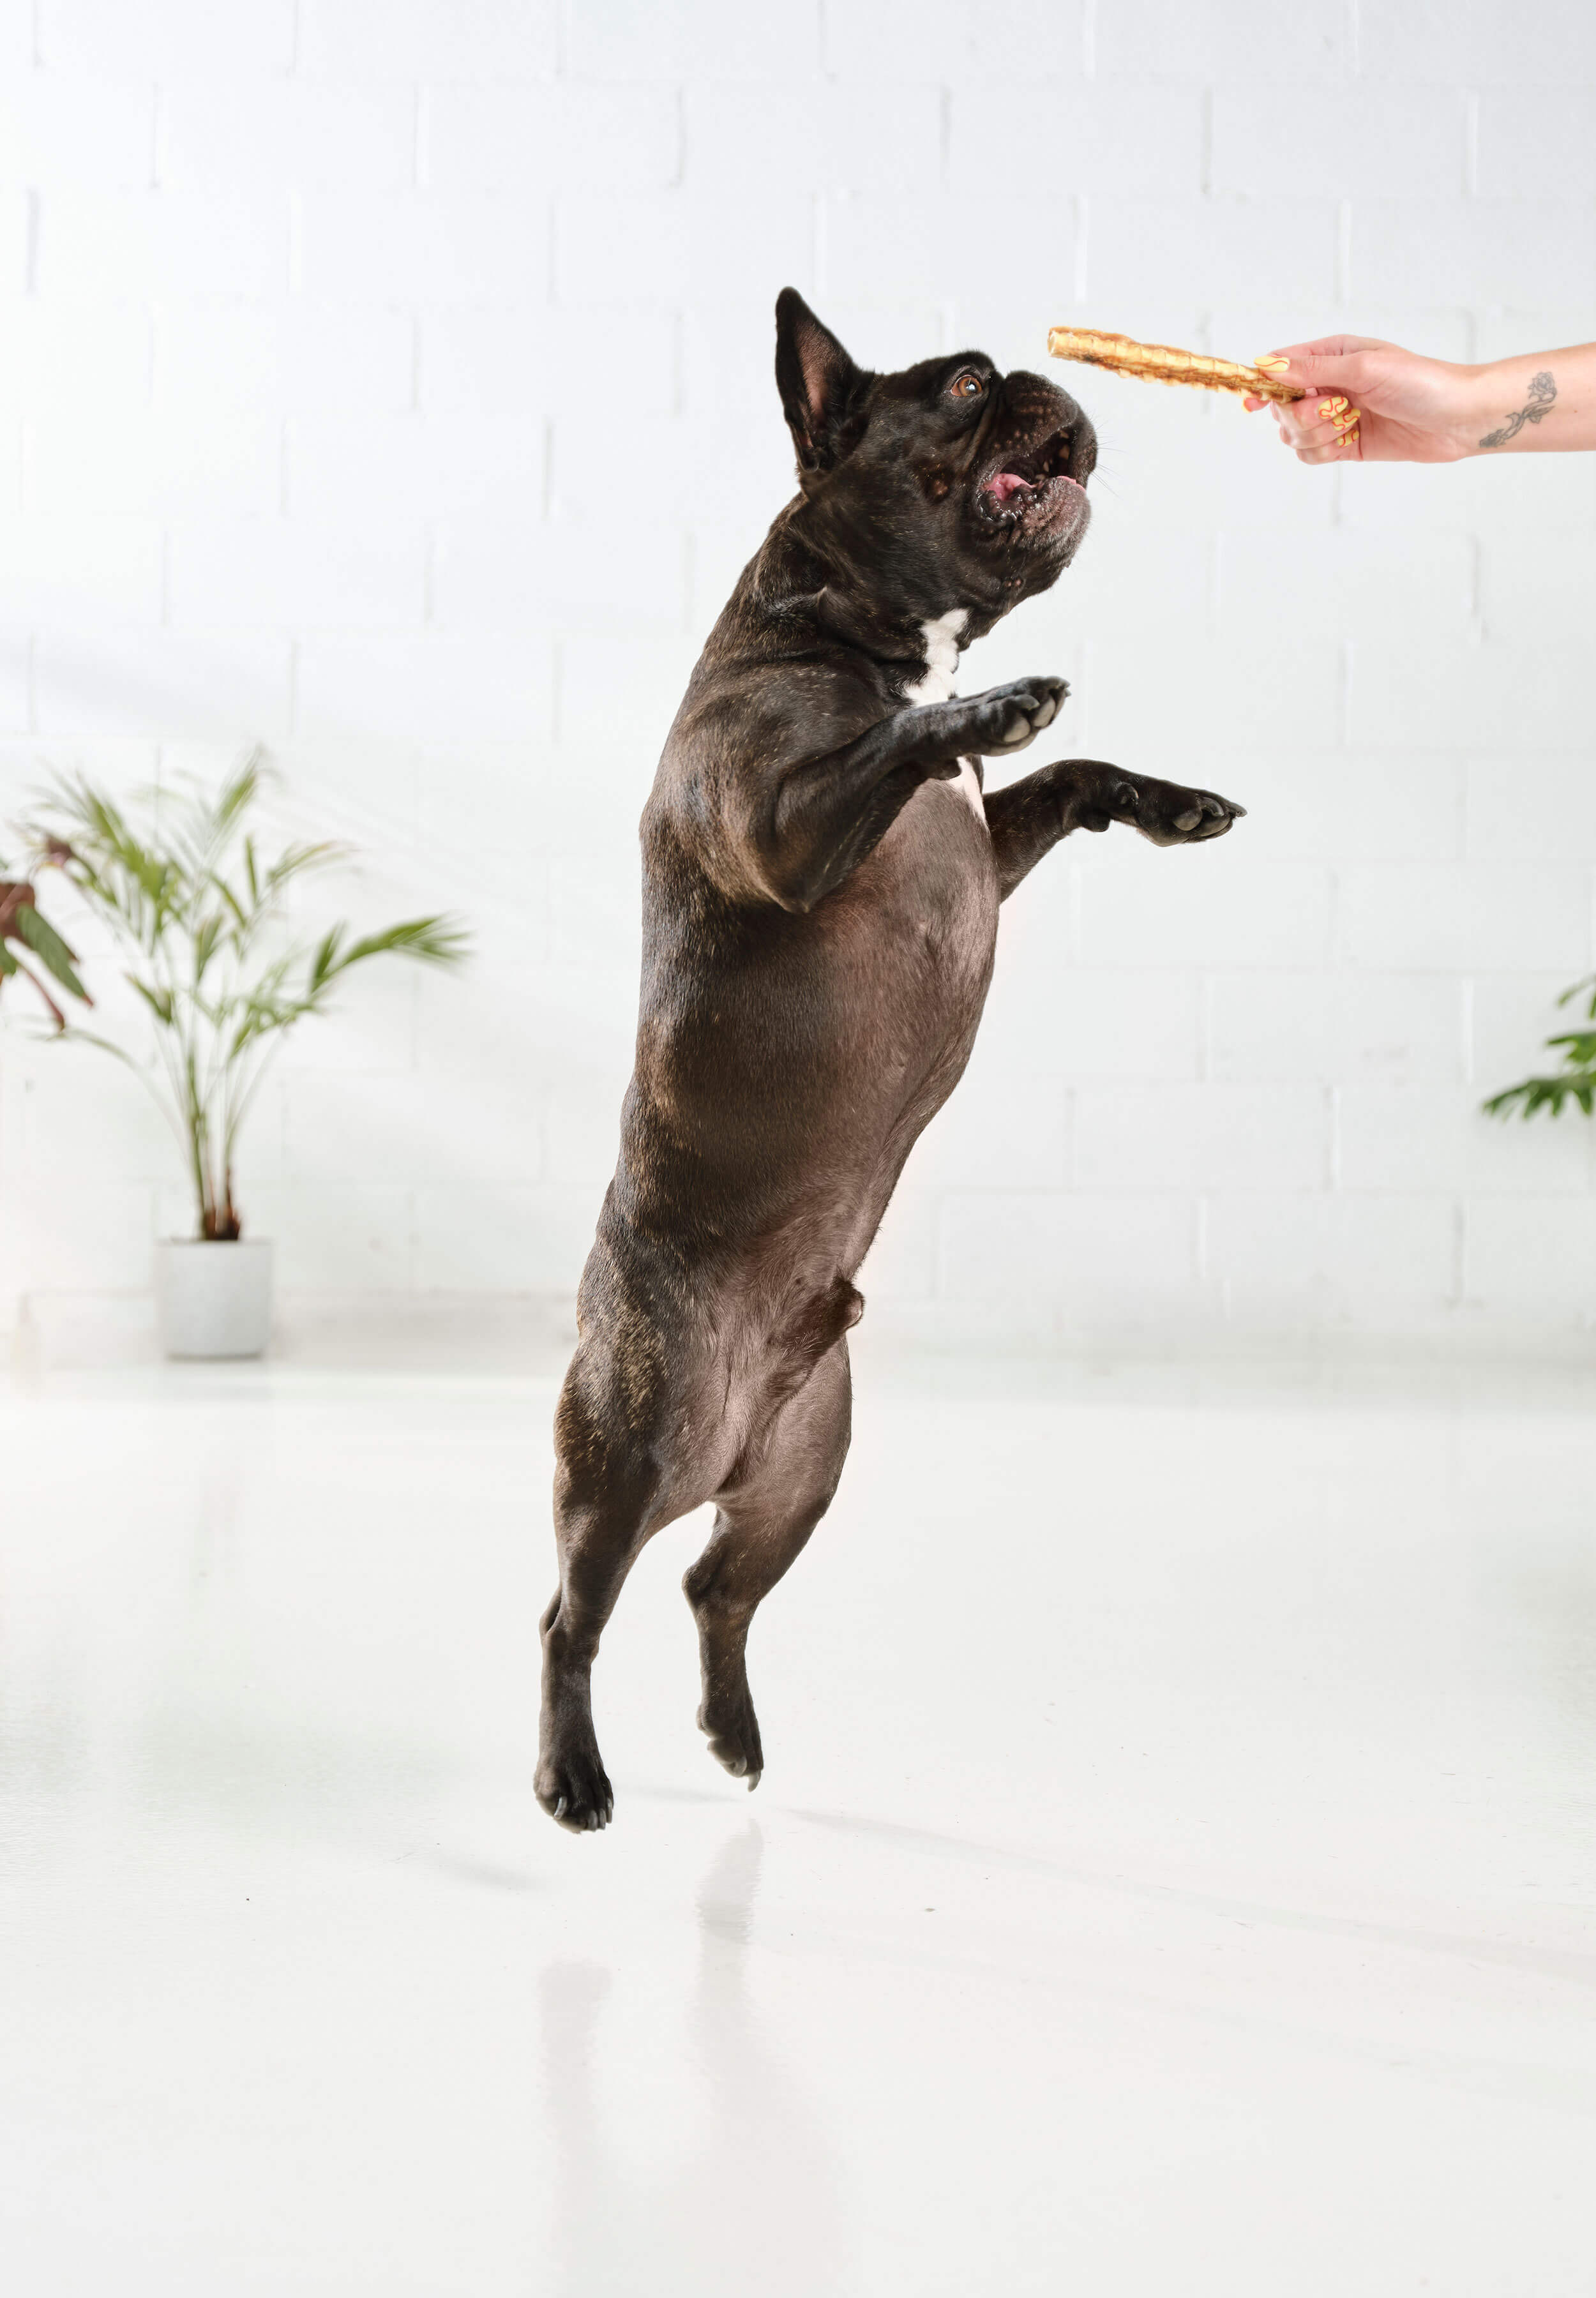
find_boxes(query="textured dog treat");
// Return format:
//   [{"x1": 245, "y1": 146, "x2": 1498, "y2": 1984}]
[{"x1": 1048, "y1": 327, "x2": 1306, "y2": 404}]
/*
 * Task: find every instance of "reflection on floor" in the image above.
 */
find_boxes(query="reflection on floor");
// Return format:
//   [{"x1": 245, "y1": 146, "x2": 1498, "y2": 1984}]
[{"x1": 2, "y1": 1341, "x2": 1595, "y2": 2295}]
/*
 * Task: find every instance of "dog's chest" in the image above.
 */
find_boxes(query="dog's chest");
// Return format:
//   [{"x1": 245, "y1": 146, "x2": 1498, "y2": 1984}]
[{"x1": 901, "y1": 609, "x2": 986, "y2": 827}]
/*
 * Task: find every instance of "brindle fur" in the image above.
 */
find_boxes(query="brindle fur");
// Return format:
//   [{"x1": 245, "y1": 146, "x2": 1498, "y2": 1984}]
[{"x1": 537, "y1": 293, "x2": 1243, "y2": 1829}]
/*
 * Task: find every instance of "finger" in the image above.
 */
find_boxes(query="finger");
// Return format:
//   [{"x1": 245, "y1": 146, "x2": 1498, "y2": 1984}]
[
  {"x1": 1276, "y1": 399, "x2": 1360, "y2": 452},
  {"x1": 1295, "y1": 424, "x2": 1362, "y2": 466},
  {"x1": 1254, "y1": 347, "x2": 1367, "y2": 399}
]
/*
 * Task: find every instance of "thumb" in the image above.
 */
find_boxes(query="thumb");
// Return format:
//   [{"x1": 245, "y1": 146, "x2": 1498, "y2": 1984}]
[{"x1": 1254, "y1": 347, "x2": 1369, "y2": 399}]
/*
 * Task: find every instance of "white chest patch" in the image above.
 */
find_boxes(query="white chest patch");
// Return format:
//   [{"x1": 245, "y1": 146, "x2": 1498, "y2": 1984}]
[
  {"x1": 902, "y1": 608, "x2": 986, "y2": 828},
  {"x1": 902, "y1": 607, "x2": 967, "y2": 707}
]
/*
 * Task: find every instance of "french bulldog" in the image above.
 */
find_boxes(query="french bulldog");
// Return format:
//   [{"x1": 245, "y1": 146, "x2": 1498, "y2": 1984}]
[{"x1": 538, "y1": 290, "x2": 1242, "y2": 1829}]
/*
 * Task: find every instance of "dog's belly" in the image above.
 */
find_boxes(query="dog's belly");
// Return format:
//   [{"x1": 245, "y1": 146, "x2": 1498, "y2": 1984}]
[{"x1": 621, "y1": 780, "x2": 997, "y2": 1277}]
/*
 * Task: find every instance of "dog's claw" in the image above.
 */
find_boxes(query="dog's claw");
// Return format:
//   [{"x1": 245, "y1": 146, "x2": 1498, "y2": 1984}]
[
  {"x1": 553, "y1": 1796, "x2": 566, "y2": 1820},
  {"x1": 747, "y1": 1770, "x2": 762, "y2": 1792}
]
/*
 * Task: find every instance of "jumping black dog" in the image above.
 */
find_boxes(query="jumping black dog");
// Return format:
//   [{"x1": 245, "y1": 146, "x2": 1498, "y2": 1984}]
[{"x1": 537, "y1": 291, "x2": 1242, "y2": 1829}]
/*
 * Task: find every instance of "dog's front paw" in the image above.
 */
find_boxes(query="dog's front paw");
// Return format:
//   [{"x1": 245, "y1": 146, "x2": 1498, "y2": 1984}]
[
  {"x1": 967, "y1": 675, "x2": 1068, "y2": 754},
  {"x1": 1075, "y1": 769, "x2": 1245, "y2": 846}
]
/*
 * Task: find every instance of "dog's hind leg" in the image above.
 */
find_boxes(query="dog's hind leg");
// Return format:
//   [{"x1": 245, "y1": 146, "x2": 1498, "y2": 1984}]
[
  {"x1": 538, "y1": 1337, "x2": 691, "y2": 1833},
  {"x1": 684, "y1": 1338, "x2": 853, "y2": 1789}
]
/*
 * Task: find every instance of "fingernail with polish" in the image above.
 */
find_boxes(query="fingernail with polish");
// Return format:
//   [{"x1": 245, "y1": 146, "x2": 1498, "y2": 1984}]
[{"x1": 1254, "y1": 356, "x2": 1291, "y2": 373}]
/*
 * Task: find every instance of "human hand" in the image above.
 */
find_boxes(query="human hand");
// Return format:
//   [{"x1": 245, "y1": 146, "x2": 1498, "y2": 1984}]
[{"x1": 1243, "y1": 336, "x2": 1482, "y2": 465}]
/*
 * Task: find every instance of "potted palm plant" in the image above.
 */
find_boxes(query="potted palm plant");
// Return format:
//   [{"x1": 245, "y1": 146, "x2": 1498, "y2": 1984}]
[{"x1": 25, "y1": 756, "x2": 467, "y2": 1359}]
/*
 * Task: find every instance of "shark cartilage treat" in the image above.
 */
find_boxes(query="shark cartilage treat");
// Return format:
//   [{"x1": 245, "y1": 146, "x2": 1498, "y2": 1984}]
[{"x1": 1048, "y1": 327, "x2": 1306, "y2": 405}]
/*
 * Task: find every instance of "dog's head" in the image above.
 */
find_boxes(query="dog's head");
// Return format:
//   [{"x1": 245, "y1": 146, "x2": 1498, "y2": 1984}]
[{"x1": 774, "y1": 289, "x2": 1094, "y2": 627}]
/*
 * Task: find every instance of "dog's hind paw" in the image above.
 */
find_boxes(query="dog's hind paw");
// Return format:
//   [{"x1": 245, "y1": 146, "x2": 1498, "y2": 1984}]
[
  {"x1": 536, "y1": 1745, "x2": 615, "y2": 1833},
  {"x1": 698, "y1": 1686, "x2": 765, "y2": 1788}
]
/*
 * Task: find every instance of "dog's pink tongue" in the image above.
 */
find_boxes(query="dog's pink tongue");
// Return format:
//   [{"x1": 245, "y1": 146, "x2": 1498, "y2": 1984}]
[{"x1": 987, "y1": 471, "x2": 1028, "y2": 502}]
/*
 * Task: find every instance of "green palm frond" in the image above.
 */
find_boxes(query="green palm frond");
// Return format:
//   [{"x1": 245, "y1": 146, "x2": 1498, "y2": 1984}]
[{"x1": 1486, "y1": 977, "x2": 1596, "y2": 1122}]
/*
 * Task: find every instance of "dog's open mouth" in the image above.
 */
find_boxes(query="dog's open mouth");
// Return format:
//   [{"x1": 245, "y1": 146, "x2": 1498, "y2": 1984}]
[{"x1": 978, "y1": 430, "x2": 1085, "y2": 527}]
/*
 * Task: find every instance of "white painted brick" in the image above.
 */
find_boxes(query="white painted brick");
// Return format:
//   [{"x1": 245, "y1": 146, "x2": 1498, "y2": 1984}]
[
  {"x1": 273, "y1": 959, "x2": 418, "y2": 1077},
  {"x1": 286, "y1": 414, "x2": 543, "y2": 519},
  {"x1": 823, "y1": 193, "x2": 1074, "y2": 313},
  {"x1": 1077, "y1": 376, "x2": 1337, "y2": 537},
  {"x1": 1337, "y1": 866, "x2": 1590, "y2": 974},
  {"x1": 33, "y1": 629, "x2": 291, "y2": 739},
  {"x1": 854, "y1": 1185, "x2": 935, "y2": 1305},
  {"x1": 300, "y1": 0, "x2": 556, "y2": 82},
  {"x1": 908, "y1": 1057, "x2": 1067, "y2": 1191},
  {"x1": 167, "y1": 520, "x2": 427, "y2": 628},
  {"x1": 1219, "y1": 750, "x2": 1464, "y2": 867},
  {"x1": 1339, "y1": 1083, "x2": 1593, "y2": 1194},
  {"x1": 0, "y1": 74, "x2": 154, "y2": 188},
  {"x1": 284, "y1": 1069, "x2": 539, "y2": 1183},
  {"x1": 1347, "y1": 636, "x2": 1578, "y2": 751},
  {"x1": 556, "y1": 626, "x2": 704, "y2": 749},
  {"x1": 0, "y1": 300, "x2": 151, "y2": 415},
  {"x1": 1095, "y1": 0, "x2": 1351, "y2": 79},
  {"x1": 38, "y1": 189, "x2": 289, "y2": 299},
  {"x1": 428, "y1": 84, "x2": 678, "y2": 195},
  {"x1": 0, "y1": 0, "x2": 29, "y2": 69},
  {"x1": 568, "y1": 0, "x2": 815, "y2": 80},
  {"x1": 824, "y1": 0, "x2": 1085, "y2": 77},
  {"x1": 937, "y1": 1190, "x2": 1197, "y2": 1305},
  {"x1": 26, "y1": 408, "x2": 282, "y2": 517},
  {"x1": 421, "y1": 304, "x2": 666, "y2": 421},
  {"x1": 1210, "y1": 304, "x2": 1476, "y2": 372},
  {"x1": 1464, "y1": 1199, "x2": 1596, "y2": 1320},
  {"x1": 1474, "y1": 312, "x2": 1596, "y2": 368},
  {"x1": 160, "y1": 82, "x2": 418, "y2": 193},
  {"x1": 548, "y1": 850, "x2": 641, "y2": 972},
  {"x1": 245, "y1": 1183, "x2": 413, "y2": 1290},
  {"x1": 1076, "y1": 850, "x2": 1334, "y2": 969},
  {"x1": 413, "y1": 1185, "x2": 596, "y2": 1293},
  {"x1": 1475, "y1": 88, "x2": 1596, "y2": 200},
  {"x1": 39, "y1": 0, "x2": 296, "y2": 76},
  {"x1": 1086, "y1": 626, "x2": 1342, "y2": 753},
  {"x1": 1359, "y1": 0, "x2": 1596, "y2": 86},
  {"x1": 1208, "y1": 973, "x2": 1466, "y2": 1086},
  {"x1": 1337, "y1": 451, "x2": 1596, "y2": 535},
  {"x1": 555, "y1": 192, "x2": 817, "y2": 308},
  {"x1": 154, "y1": 303, "x2": 416, "y2": 415},
  {"x1": 1350, "y1": 203, "x2": 1596, "y2": 311},
  {"x1": 549, "y1": 406, "x2": 788, "y2": 526},
  {"x1": 296, "y1": 632, "x2": 552, "y2": 744},
  {"x1": 1212, "y1": 87, "x2": 1467, "y2": 199},
  {"x1": 1477, "y1": 535, "x2": 1596, "y2": 651},
  {"x1": 0, "y1": 633, "x2": 30, "y2": 733},
  {"x1": 432, "y1": 512, "x2": 685, "y2": 631},
  {"x1": 0, "y1": 517, "x2": 163, "y2": 626},
  {"x1": 1217, "y1": 530, "x2": 1474, "y2": 642},
  {"x1": 0, "y1": 191, "x2": 26, "y2": 294},
  {"x1": 4, "y1": 1176, "x2": 156, "y2": 1291},
  {"x1": 1074, "y1": 1083, "x2": 1328, "y2": 1192},
  {"x1": 1469, "y1": 975, "x2": 1592, "y2": 1092},
  {"x1": 1205, "y1": 1192, "x2": 1457, "y2": 1317},
  {"x1": 949, "y1": 82, "x2": 1201, "y2": 198},
  {"x1": 18, "y1": 1056, "x2": 172, "y2": 1182},
  {"x1": 1085, "y1": 199, "x2": 1341, "y2": 310},
  {"x1": 1463, "y1": 753, "x2": 1596, "y2": 865},
  {"x1": 983, "y1": 966, "x2": 1202, "y2": 1084},
  {"x1": 684, "y1": 82, "x2": 941, "y2": 195},
  {"x1": 298, "y1": 192, "x2": 548, "y2": 304}
]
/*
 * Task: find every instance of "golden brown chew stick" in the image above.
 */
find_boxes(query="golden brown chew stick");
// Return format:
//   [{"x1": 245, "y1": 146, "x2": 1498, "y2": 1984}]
[{"x1": 1048, "y1": 327, "x2": 1306, "y2": 403}]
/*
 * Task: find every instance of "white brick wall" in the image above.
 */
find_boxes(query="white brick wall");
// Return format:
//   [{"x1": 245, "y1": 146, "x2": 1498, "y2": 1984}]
[{"x1": 2, "y1": 0, "x2": 1595, "y2": 1351}]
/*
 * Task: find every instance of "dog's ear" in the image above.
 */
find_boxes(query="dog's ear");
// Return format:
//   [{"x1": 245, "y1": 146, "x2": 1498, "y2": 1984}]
[{"x1": 775, "y1": 289, "x2": 866, "y2": 473}]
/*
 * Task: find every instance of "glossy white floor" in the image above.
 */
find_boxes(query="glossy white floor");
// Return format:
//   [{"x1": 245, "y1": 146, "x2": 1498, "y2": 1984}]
[{"x1": 3, "y1": 1337, "x2": 1595, "y2": 2295}]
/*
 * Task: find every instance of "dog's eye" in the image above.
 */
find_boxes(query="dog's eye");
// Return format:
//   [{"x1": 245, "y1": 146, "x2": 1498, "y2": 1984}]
[{"x1": 949, "y1": 372, "x2": 985, "y2": 399}]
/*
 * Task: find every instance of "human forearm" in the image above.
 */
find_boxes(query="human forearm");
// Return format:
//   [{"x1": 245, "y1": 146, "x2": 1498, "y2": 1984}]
[{"x1": 1461, "y1": 347, "x2": 1596, "y2": 455}]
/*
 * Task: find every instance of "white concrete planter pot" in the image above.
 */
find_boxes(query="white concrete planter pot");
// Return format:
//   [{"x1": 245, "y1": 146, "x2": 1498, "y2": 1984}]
[{"x1": 155, "y1": 1239, "x2": 274, "y2": 1360}]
